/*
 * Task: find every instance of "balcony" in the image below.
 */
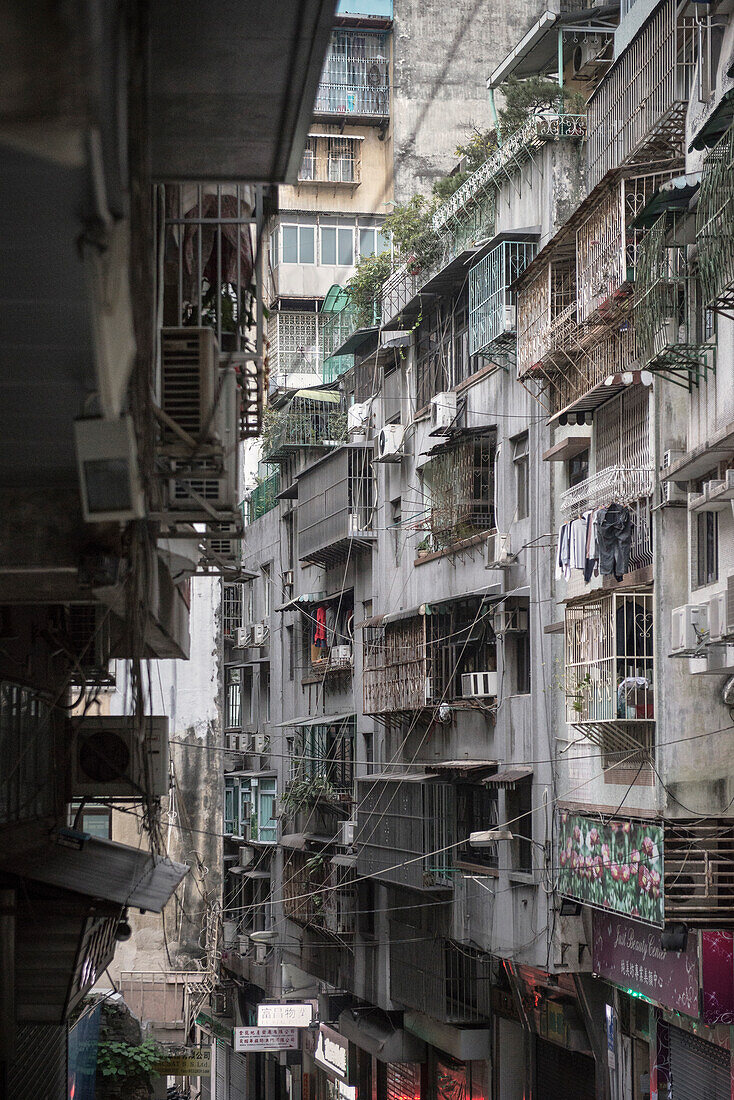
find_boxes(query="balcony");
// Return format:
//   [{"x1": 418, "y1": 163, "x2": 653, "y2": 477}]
[
  {"x1": 380, "y1": 264, "x2": 422, "y2": 329},
  {"x1": 516, "y1": 248, "x2": 578, "y2": 382},
  {"x1": 635, "y1": 211, "x2": 714, "y2": 384},
  {"x1": 422, "y1": 435, "x2": 495, "y2": 549},
  {"x1": 246, "y1": 470, "x2": 280, "y2": 523},
  {"x1": 565, "y1": 591, "x2": 654, "y2": 757},
  {"x1": 586, "y1": 0, "x2": 697, "y2": 188},
  {"x1": 262, "y1": 392, "x2": 348, "y2": 464},
  {"x1": 390, "y1": 928, "x2": 494, "y2": 1024},
  {"x1": 282, "y1": 850, "x2": 357, "y2": 935},
  {"x1": 267, "y1": 310, "x2": 320, "y2": 393},
  {"x1": 319, "y1": 288, "x2": 379, "y2": 383},
  {"x1": 560, "y1": 466, "x2": 653, "y2": 575},
  {"x1": 697, "y1": 122, "x2": 734, "y2": 311},
  {"x1": 298, "y1": 445, "x2": 375, "y2": 566},
  {"x1": 314, "y1": 30, "x2": 390, "y2": 121},
  {"x1": 469, "y1": 238, "x2": 537, "y2": 362}
]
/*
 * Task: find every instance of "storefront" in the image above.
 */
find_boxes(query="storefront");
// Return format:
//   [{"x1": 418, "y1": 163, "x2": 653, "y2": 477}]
[
  {"x1": 667, "y1": 1026, "x2": 731, "y2": 1100},
  {"x1": 337, "y1": 1007, "x2": 427, "y2": 1100}
]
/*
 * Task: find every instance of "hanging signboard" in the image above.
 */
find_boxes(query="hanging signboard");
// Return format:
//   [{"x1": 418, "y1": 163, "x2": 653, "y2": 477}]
[
  {"x1": 153, "y1": 1049, "x2": 212, "y2": 1076},
  {"x1": 257, "y1": 1002, "x2": 314, "y2": 1028},
  {"x1": 234, "y1": 1027, "x2": 300, "y2": 1052},
  {"x1": 592, "y1": 911, "x2": 698, "y2": 1016},
  {"x1": 558, "y1": 813, "x2": 664, "y2": 924},
  {"x1": 314, "y1": 1023, "x2": 351, "y2": 1082}
]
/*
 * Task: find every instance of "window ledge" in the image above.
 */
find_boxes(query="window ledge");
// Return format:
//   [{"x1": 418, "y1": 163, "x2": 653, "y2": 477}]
[
  {"x1": 415, "y1": 529, "x2": 493, "y2": 566},
  {"x1": 507, "y1": 870, "x2": 537, "y2": 885},
  {"x1": 454, "y1": 860, "x2": 499, "y2": 877}
]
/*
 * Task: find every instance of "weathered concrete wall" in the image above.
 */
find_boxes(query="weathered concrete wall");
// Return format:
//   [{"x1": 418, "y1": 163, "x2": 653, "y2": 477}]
[{"x1": 391, "y1": 0, "x2": 547, "y2": 201}]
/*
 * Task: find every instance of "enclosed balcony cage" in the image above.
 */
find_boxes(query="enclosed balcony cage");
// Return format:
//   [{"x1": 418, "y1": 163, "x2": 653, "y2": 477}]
[
  {"x1": 262, "y1": 391, "x2": 348, "y2": 464},
  {"x1": 389, "y1": 925, "x2": 495, "y2": 1024},
  {"x1": 318, "y1": 286, "x2": 364, "y2": 383},
  {"x1": 664, "y1": 819, "x2": 734, "y2": 928},
  {"x1": 267, "y1": 311, "x2": 319, "y2": 385},
  {"x1": 565, "y1": 591, "x2": 654, "y2": 758},
  {"x1": 634, "y1": 212, "x2": 714, "y2": 385},
  {"x1": 516, "y1": 250, "x2": 577, "y2": 381},
  {"x1": 222, "y1": 582, "x2": 244, "y2": 638},
  {"x1": 287, "y1": 716, "x2": 355, "y2": 793},
  {"x1": 298, "y1": 136, "x2": 362, "y2": 185},
  {"x1": 363, "y1": 596, "x2": 498, "y2": 717},
  {"x1": 697, "y1": 122, "x2": 734, "y2": 311},
  {"x1": 585, "y1": 0, "x2": 698, "y2": 188},
  {"x1": 298, "y1": 445, "x2": 375, "y2": 566},
  {"x1": 422, "y1": 435, "x2": 495, "y2": 547},
  {"x1": 246, "y1": 468, "x2": 280, "y2": 524},
  {"x1": 0, "y1": 682, "x2": 55, "y2": 827},
  {"x1": 314, "y1": 29, "x2": 390, "y2": 119},
  {"x1": 469, "y1": 239, "x2": 537, "y2": 360},
  {"x1": 282, "y1": 851, "x2": 357, "y2": 935}
]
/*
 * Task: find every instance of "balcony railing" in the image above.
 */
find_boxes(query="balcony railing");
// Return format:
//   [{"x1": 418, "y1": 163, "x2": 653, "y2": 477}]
[
  {"x1": 246, "y1": 471, "x2": 280, "y2": 523},
  {"x1": 314, "y1": 82, "x2": 389, "y2": 118},
  {"x1": 298, "y1": 151, "x2": 361, "y2": 186},
  {"x1": 565, "y1": 592, "x2": 654, "y2": 743},
  {"x1": 696, "y1": 122, "x2": 734, "y2": 310},
  {"x1": 516, "y1": 255, "x2": 577, "y2": 379},
  {"x1": 586, "y1": 0, "x2": 697, "y2": 188},
  {"x1": 380, "y1": 265, "x2": 421, "y2": 328},
  {"x1": 263, "y1": 397, "x2": 348, "y2": 463},
  {"x1": 560, "y1": 466, "x2": 654, "y2": 520},
  {"x1": 469, "y1": 239, "x2": 537, "y2": 358},
  {"x1": 298, "y1": 446, "x2": 375, "y2": 566}
]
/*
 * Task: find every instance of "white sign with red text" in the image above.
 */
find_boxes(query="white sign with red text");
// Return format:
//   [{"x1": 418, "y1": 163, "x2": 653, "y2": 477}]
[{"x1": 234, "y1": 1026, "x2": 300, "y2": 1052}]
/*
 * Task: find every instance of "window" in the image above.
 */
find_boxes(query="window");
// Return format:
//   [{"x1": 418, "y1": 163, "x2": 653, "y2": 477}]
[
  {"x1": 281, "y1": 224, "x2": 315, "y2": 264},
  {"x1": 328, "y1": 138, "x2": 355, "y2": 182},
  {"x1": 269, "y1": 229, "x2": 279, "y2": 268},
  {"x1": 261, "y1": 670, "x2": 270, "y2": 723},
  {"x1": 257, "y1": 778, "x2": 277, "y2": 843},
  {"x1": 506, "y1": 778, "x2": 533, "y2": 873},
  {"x1": 512, "y1": 433, "x2": 529, "y2": 520},
  {"x1": 516, "y1": 630, "x2": 531, "y2": 695},
  {"x1": 696, "y1": 509, "x2": 719, "y2": 587},
  {"x1": 359, "y1": 227, "x2": 390, "y2": 259},
  {"x1": 225, "y1": 667, "x2": 242, "y2": 729},
  {"x1": 300, "y1": 138, "x2": 316, "y2": 180},
  {"x1": 222, "y1": 583, "x2": 243, "y2": 639},
  {"x1": 224, "y1": 777, "x2": 239, "y2": 835},
  {"x1": 70, "y1": 803, "x2": 111, "y2": 840},
  {"x1": 455, "y1": 785, "x2": 498, "y2": 870},
  {"x1": 320, "y1": 225, "x2": 354, "y2": 267},
  {"x1": 243, "y1": 581, "x2": 253, "y2": 626},
  {"x1": 568, "y1": 449, "x2": 589, "y2": 489},
  {"x1": 286, "y1": 624, "x2": 295, "y2": 681},
  {"x1": 262, "y1": 564, "x2": 271, "y2": 619}
]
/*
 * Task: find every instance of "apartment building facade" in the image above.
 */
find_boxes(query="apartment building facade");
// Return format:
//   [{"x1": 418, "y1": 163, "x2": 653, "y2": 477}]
[{"x1": 220, "y1": 2, "x2": 734, "y2": 1100}]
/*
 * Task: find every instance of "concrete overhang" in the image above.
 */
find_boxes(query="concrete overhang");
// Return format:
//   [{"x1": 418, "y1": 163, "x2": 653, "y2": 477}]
[{"x1": 403, "y1": 1011, "x2": 490, "y2": 1062}]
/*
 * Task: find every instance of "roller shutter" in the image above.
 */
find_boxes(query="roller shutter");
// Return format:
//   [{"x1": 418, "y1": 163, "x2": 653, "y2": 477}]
[
  {"x1": 535, "y1": 1038, "x2": 596, "y2": 1100},
  {"x1": 230, "y1": 1047, "x2": 248, "y2": 1100},
  {"x1": 387, "y1": 1061, "x2": 421, "y2": 1100},
  {"x1": 669, "y1": 1026, "x2": 730, "y2": 1100}
]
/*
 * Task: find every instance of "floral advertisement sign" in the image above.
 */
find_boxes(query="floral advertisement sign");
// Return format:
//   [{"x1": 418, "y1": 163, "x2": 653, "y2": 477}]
[
  {"x1": 558, "y1": 813, "x2": 664, "y2": 923},
  {"x1": 592, "y1": 911, "x2": 698, "y2": 1016}
]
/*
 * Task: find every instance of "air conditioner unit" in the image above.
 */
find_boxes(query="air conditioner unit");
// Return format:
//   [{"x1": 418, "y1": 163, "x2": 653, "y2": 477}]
[
  {"x1": 211, "y1": 990, "x2": 229, "y2": 1017},
  {"x1": 348, "y1": 401, "x2": 371, "y2": 434},
  {"x1": 493, "y1": 608, "x2": 529, "y2": 634},
  {"x1": 572, "y1": 36, "x2": 605, "y2": 78},
  {"x1": 430, "y1": 391, "x2": 457, "y2": 434},
  {"x1": 424, "y1": 676, "x2": 433, "y2": 704},
  {"x1": 661, "y1": 480, "x2": 687, "y2": 506},
  {"x1": 662, "y1": 449, "x2": 685, "y2": 471},
  {"x1": 253, "y1": 733, "x2": 267, "y2": 754},
  {"x1": 67, "y1": 605, "x2": 114, "y2": 686},
  {"x1": 461, "y1": 671, "x2": 499, "y2": 698},
  {"x1": 239, "y1": 845, "x2": 255, "y2": 867},
  {"x1": 707, "y1": 469, "x2": 734, "y2": 504},
  {"x1": 160, "y1": 328, "x2": 237, "y2": 450},
  {"x1": 74, "y1": 415, "x2": 145, "y2": 523},
  {"x1": 671, "y1": 604, "x2": 709, "y2": 655},
  {"x1": 282, "y1": 570, "x2": 294, "y2": 588},
  {"x1": 331, "y1": 644, "x2": 352, "y2": 664},
  {"x1": 340, "y1": 820, "x2": 355, "y2": 846},
  {"x1": 71, "y1": 716, "x2": 169, "y2": 798},
  {"x1": 255, "y1": 943, "x2": 269, "y2": 964},
  {"x1": 168, "y1": 455, "x2": 238, "y2": 512},
  {"x1": 376, "y1": 424, "x2": 405, "y2": 462},
  {"x1": 250, "y1": 622, "x2": 268, "y2": 647},
  {"x1": 234, "y1": 627, "x2": 250, "y2": 648},
  {"x1": 487, "y1": 531, "x2": 513, "y2": 568},
  {"x1": 709, "y1": 592, "x2": 728, "y2": 643}
]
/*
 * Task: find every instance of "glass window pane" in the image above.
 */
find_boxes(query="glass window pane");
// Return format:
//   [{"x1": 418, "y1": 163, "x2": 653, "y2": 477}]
[
  {"x1": 377, "y1": 229, "x2": 391, "y2": 255},
  {"x1": 299, "y1": 226, "x2": 315, "y2": 264},
  {"x1": 321, "y1": 226, "x2": 337, "y2": 265},
  {"x1": 269, "y1": 229, "x2": 278, "y2": 267},
  {"x1": 282, "y1": 225, "x2": 298, "y2": 264},
  {"x1": 338, "y1": 227, "x2": 354, "y2": 266},
  {"x1": 360, "y1": 228, "x2": 376, "y2": 258}
]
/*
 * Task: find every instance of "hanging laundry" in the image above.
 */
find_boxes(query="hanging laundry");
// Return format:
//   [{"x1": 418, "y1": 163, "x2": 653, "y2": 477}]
[
  {"x1": 596, "y1": 502, "x2": 633, "y2": 581},
  {"x1": 314, "y1": 605, "x2": 328, "y2": 647}
]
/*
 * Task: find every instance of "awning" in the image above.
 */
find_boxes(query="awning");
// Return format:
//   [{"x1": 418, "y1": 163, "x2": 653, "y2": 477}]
[
  {"x1": 2, "y1": 834, "x2": 189, "y2": 913},
  {"x1": 292, "y1": 388, "x2": 341, "y2": 403},
  {"x1": 357, "y1": 585, "x2": 502, "y2": 628},
  {"x1": 690, "y1": 89, "x2": 734, "y2": 151},
  {"x1": 274, "y1": 711, "x2": 355, "y2": 728},
  {"x1": 629, "y1": 174, "x2": 701, "y2": 230},
  {"x1": 488, "y1": 4, "x2": 619, "y2": 88},
  {"x1": 543, "y1": 435, "x2": 591, "y2": 462},
  {"x1": 356, "y1": 771, "x2": 430, "y2": 784},
  {"x1": 338, "y1": 1009, "x2": 427, "y2": 1064},
  {"x1": 427, "y1": 760, "x2": 499, "y2": 774},
  {"x1": 276, "y1": 589, "x2": 352, "y2": 613},
  {"x1": 483, "y1": 766, "x2": 533, "y2": 789}
]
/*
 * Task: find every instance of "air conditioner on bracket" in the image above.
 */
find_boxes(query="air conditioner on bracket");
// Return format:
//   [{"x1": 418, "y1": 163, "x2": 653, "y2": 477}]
[
  {"x1": 72, "y1": 716, "x2": 169, "y2": 798},
  {"x1": 340, "y1": 820, "x2": 355, "y2": 846},
  {"x1": 493, "y1": 608, "x2": 528, "y2": 634},
  {"x1": 487, "y1": 532, "x2": 513, "y2": 568},
  {"x1": 331, "y1": 644, "x2": 352, "y2": 664},
  {"x1": 708, "y1": 592, "x2": 728, "y2": 643},
  {"x1": 461, "y1": 671, "x2": 498, "y2": 698},
  {"x1": 250, "y1": 622, "x2": 268, "y2": 647},
  {"x1": 234, "y1": 627, "x2": 250, "y2": 648},
  {"x1": 430, "y1": 391, "x2": 457, "y2": 434},
  {"x1": 671, "y1": 604, "x2": 708, "y2": 655},
  {"x1": 376, "y1": 424, "x2": 404, "y2": 462},
  {"x1": 661, "y1": 481, "x2": 687, "y2": 507}
]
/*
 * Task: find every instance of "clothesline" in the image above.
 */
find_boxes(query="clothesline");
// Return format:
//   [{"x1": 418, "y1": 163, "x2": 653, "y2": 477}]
[{"x1": 556, "y1": 503, "x2": 634, "y2": 585}]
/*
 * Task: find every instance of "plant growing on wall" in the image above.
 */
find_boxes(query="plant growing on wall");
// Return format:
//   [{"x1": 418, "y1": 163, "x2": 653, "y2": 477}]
[
  {"x1": 280, "y1": 774, "x2": 338, "y2": 814},
  {"x1": 346, "y1": 250, "x2": 392, "y2": 328},
  {"x1": 97, "y1": 1038, "x2": 162, "y2": 1082}
]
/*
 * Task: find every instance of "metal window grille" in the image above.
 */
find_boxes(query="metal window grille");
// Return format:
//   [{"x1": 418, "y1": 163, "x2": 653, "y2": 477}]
[
  {"x1": 363, "y1": 618, "x2": 427, "y2": 716},
  {"x1": 247, "y1": 469, "x2": 280, "y2": 523},
  {"x1": 282, "y1": 849, "x2": 329, "y2": 926},
  {"x1": 389, "y1": 919, "x2": 494, "y2": 1022},
  {"x1": 565, "y1": 592, "x2": 654, "y2": 755},
  {"x1": 269, "y1": 311, "x2": 319, "y2": 377},
  {"x1": 324, "y1": 863, "x2": 358, "y2": 935},
  {"x1": 222, "y1": 583, "x2": 243, "y2": 637},
  {"x1": 424, "y1": 436, "x2": 495, "y2": 543},
  {"x1": 225, "y1": 668, "x2": 242, "y2": 730},
  {"x1": 263, "y1": 395, "x2": 348, "y2": 463},
  {"x1": 516, "y1": 253, "x2": 577, "y2": 379},
  {"x1": 298, "y1": 136, "x2": 362, "y2": 185},
  {"x1": 357, "y1": 779, "x2": 455, "y2": 890},
  {"x1": 664, "y1": 819, "x2": 734, "y2": 927},
  {"x1": 0, "y1": 681, "x2": 54, "y2": 826},
  {"x1": 469, "y1": 239, "x2": 537, "y2": 357},
  {"x1": 290, "y1": 720, "x2": 355, "y2": 792},
  {"x1": 315, "y1": 30, "x2": 390, "y2": 118},
  {"x1": 586, "y1": 0, "x2": 697, "y2": 188},
  {"x1": 697, "y1": 123, "x2": 734, "y2": 309},
  {"x1": 298, "y1": 447, "x2": 375, "y2": 566}
]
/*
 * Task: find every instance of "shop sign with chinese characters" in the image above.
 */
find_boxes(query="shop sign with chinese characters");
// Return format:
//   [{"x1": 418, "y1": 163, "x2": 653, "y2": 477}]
[
  {"x1": 558, "y1": 814, "x2": 664, "y2": 923},
  {"x1": 257, "y1": 1002, "x2": 314, "y2": 1028},
  {"x1": 234, "y1": 1026, "x2": 300, "y2": 1052},
  {"x1": 314, "y1": 1023, "x2": 350, "y2": 1082},
  {"x1": 592, "y1": 911, "x2": 698, "y2": 1016},
  {"x1": 153, "y1": 1049, "x2": 212, "y2": 1076}
]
